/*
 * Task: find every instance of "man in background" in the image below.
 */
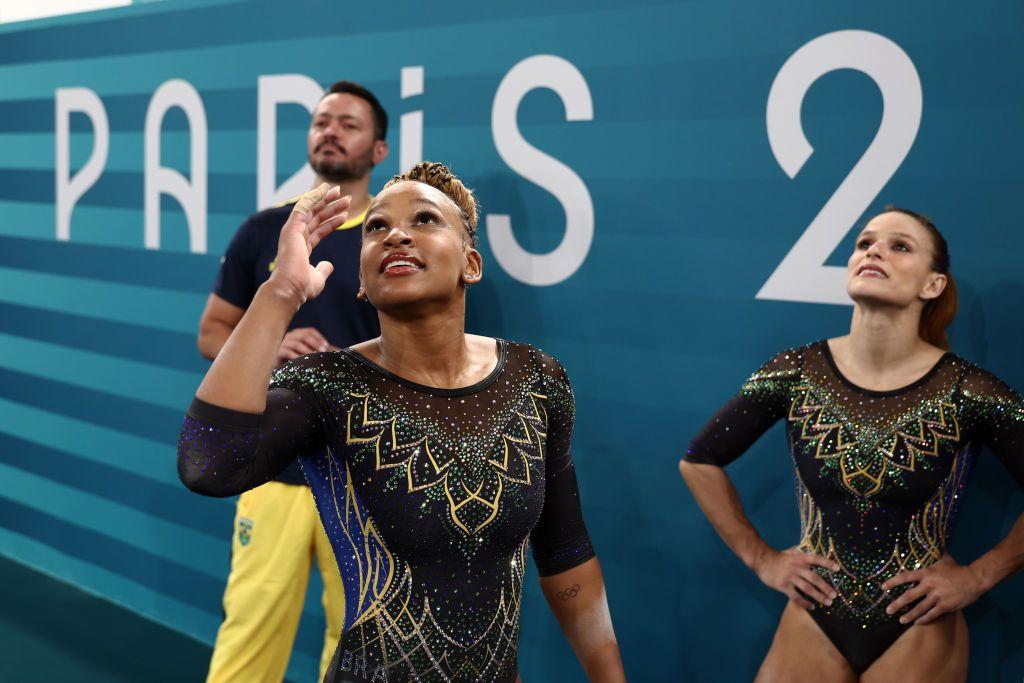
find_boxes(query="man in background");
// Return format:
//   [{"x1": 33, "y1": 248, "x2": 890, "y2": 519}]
[{"x1": 196, "y1": 80, "x2": 388, "y2": 682}]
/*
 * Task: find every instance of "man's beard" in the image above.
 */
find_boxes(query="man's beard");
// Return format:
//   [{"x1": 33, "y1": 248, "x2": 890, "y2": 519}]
[{"x1": 309, "y1": 150, "x2": 374, "y2": 183}]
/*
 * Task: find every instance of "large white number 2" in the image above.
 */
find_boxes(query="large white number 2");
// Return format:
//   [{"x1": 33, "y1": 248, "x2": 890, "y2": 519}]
[{"x1": 758, "y1": 30, "x2": 922, "y2": 305}]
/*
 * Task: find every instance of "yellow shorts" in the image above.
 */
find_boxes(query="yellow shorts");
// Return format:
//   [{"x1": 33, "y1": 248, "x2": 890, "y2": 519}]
[{"x1": 206, "y1": 481, "x2": 344, "y2": 683}]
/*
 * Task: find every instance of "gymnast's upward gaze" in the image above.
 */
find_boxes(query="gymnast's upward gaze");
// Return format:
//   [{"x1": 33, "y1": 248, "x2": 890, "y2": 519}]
[
  {"x1": 679, "y1": 208, "x2": 1024, "y2": 681},
  {"x1": 177, "y1": 162, "x2": 625, "y2": 683}
]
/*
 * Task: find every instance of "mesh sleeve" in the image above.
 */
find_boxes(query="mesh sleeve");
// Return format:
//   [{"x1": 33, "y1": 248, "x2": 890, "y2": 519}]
[
  {"x1": 529, "y1": 349, "x2": 596, "y2": 577},
  {"x1": 685, "y1": 347, "x2": 801, "y2": 466},
  {"x1": 177, "y1": 387, "x2": 324, "y2": 497},
  {"x1": 961, "y1": 365, "x2": 1024, "y2": 488}
]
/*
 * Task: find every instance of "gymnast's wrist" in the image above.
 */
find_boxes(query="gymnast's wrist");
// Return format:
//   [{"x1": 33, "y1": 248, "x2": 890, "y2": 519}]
[
  {"x1": 967, "y1": 556, "x2": 1000, "y2": 594},
  {"x1": 258, "y1": 276, "x2": 305, "y2": 312},
  {"x1": 580, "y1": 642, "x2": 626, "y2": 683},
  {"x1": 746, "y1": 540, "x2": 775, "y2": 576}
]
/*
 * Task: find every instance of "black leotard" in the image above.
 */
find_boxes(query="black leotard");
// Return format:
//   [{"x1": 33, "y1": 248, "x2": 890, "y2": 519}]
[
  {"x1": 178, "y1": 340, "x2": 594, "y2": 682},
  {"x1": 686, "y1": 341, "x2": 1024, "y2": 673}
]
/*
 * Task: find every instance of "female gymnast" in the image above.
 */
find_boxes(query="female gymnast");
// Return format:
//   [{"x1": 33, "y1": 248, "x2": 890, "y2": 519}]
[
  {"x1": 178, "y1": 162, "x2": 625, "y2": 682},
  {"x1": 679, "y1": 208, "x2": 1024, "y2": 681}
]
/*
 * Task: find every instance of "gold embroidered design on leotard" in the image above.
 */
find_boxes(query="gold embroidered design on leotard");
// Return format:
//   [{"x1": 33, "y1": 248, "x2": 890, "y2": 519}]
[
  {"x1": 344, "y1": 391, "x2": 547, "y2": 535},
  {"x1": 342, "y1": 538, "x2": 528, "y2": 681},
  {"x1": 797, "y1": 448, "x2": 970, "y2": 626},
  {"x1": 787, "y1": 384, "x2": 961, "y2": 498},
  {"x1": 180, "y1": 341, "x2": 594, "y2": 682}
]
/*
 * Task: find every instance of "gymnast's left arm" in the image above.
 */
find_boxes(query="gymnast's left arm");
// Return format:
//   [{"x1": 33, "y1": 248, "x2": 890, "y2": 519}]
[
  {"x1": 531, "y1": 351, "x2": 625, "y2": 681},
  {"x1": 884, "y1": 367, "x2": 1024, "y2": 625},
  {"x1": 539, "y1": 558, "x2": 625, "y2": 681}
]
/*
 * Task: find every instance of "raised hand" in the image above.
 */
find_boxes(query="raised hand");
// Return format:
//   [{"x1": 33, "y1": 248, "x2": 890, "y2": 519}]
[
  {"x1": 754, "y1": 546, "x2": 840, "y2": 610},
  {"x1": 268, "y1": 183, "x2": 351, "y2": 306},
  {"x1": 882, "y1": 555, "x2": 985, "y2": 625}
]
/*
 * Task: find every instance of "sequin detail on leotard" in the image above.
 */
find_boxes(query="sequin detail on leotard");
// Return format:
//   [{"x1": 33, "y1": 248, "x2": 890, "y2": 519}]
[
  {"x1": 687, "y1": 340, "x2": 1024, "y2": 671},
  {"x1": 178, "y1": 340, "x2": 594, "y2": 683}
]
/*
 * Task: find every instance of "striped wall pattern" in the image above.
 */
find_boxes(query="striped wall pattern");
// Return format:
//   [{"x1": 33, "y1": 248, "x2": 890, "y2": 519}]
[{"x1": 0, "y1": 1, "x2": 1022, "y2": 680}]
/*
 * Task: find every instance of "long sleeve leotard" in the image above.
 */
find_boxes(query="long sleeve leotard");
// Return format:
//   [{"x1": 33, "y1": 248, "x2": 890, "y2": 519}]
[
  {"x1": 686, "y1": 341, "x2": 1024, "y2": 673},
  {"x1": 178, "y1": 340, "x2": 595, "y2": 683}
]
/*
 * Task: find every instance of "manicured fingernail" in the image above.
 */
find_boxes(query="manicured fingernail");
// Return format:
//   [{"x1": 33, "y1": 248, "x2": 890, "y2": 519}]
[
  {"x1": 899, "y1": 617, "x2": 907, "y2": 624},
  {"x1": 826, "y1": 599, "x2": 833, "y2": 606}
]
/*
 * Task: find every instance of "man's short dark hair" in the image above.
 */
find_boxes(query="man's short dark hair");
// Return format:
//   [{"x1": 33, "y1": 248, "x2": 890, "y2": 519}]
[{"x1": 326, "y1": 80, "x2": 388, "y2": 141}]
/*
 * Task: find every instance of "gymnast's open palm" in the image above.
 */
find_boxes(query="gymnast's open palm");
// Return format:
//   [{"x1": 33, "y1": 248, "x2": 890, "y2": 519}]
[{"x1": 271, "y1": 183, "x2": 351, "y2": 304}]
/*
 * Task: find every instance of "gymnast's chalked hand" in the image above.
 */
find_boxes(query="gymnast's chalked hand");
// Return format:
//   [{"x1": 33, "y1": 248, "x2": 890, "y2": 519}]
[{"x1": 268, "y1": 184, "x2": 351, "y2": 306}]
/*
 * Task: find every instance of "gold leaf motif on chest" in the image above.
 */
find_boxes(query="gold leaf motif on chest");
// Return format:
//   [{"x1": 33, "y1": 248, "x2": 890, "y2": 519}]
[
  {"x1": 788, "y1": 385, "x2": 856, "y2": 460},
  {"x1": 488, "y1": 393, "x2": 547, "y2": 485},
  {"x1": 787, "y1": 385, "x2": 961, "y2": 497},
  {"x1": 881, "y1": 401, "x2": 960, "y2": 470},
  {"x1": 343, "y1": 392, "x2": 548, "y2": 535},
  {"x1": 344, "y1": 393, "x2": 456, "y2": 493}
]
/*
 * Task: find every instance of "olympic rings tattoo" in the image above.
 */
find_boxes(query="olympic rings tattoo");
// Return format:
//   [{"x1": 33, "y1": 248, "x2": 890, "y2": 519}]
[{"x1": 557, "y1": 583, "x2": 581, "y2": 601}]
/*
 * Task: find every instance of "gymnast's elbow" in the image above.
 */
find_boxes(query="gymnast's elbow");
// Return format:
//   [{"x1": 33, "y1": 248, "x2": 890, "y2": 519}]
[{"x1": 176, "y1": 452, "x2": 236, "y2": 498}]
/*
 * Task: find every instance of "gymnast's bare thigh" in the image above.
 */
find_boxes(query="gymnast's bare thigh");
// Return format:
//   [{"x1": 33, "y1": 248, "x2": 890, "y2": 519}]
[
  {"x1": 755, "y1": 602, "x2": 968, "y2": 682},
  {"x1": 755, "y1": 602, "x2": 857, "y2": 683},
  {"x1": 861, "y1": 611, "x2": 968, "y2": 683}
]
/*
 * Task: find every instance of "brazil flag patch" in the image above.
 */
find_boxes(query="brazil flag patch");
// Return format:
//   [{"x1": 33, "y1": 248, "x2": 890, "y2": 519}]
[{"x1": 238, "y1": 517, "x2": 253, "y2": 547}]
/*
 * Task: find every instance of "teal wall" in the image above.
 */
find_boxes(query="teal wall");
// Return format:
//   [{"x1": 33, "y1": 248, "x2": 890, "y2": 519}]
[{"x1": 0, "y1": 1, "x2": 1022, "y2": 680}]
